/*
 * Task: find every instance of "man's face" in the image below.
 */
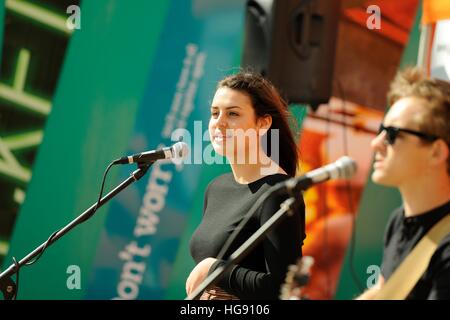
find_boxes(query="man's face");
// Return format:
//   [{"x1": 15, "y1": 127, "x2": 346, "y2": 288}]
[{"x1": 371, "y1": 97, "x2": 434, "y2": 188}]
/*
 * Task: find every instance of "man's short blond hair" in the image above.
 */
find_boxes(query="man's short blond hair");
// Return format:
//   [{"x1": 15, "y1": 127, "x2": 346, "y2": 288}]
[{"x1": 387, "y1": 67, "x2": 450, "y2": 174}]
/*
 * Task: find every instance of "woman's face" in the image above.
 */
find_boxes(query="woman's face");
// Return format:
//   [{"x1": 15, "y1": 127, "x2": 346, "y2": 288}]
[{"x1": 209, "y1": 87, "x2": 270, "y2": 161}]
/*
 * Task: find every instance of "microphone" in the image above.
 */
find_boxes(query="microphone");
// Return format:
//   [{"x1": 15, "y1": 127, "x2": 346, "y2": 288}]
[
  {"x1": 113, "y1": 142, "x2": 189, "y2": 165},
  {"x1": 283, "y1": 156, "x2": 357, "y2": 192}
]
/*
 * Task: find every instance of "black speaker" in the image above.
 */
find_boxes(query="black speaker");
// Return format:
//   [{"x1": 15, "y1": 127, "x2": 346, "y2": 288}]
[{"x1": 242, "y1": 0, "x2": 341, "y2": 110}]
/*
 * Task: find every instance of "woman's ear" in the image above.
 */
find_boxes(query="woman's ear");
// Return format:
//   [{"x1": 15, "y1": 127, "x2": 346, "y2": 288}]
[{"x1": 257, "y1": 115, "x2": 272, "y2": 135}]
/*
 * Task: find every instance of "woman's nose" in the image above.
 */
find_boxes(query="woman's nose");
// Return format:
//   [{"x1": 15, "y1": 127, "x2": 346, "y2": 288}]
[{"x1": 215, "y1": 113, "x2": 227, "y2": 128}]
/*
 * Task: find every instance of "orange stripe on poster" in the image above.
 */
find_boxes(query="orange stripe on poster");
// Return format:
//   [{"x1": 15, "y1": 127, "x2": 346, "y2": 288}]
[{"x1": 422, "y1": 0, "x2": 450, "y2": 24}]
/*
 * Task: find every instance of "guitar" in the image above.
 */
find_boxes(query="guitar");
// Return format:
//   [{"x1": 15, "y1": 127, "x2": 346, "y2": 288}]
[{"x1": 280, "y1": 256, "x2": 315, "y2": 300}]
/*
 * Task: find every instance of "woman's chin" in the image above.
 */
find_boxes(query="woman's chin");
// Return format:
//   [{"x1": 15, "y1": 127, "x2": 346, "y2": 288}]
[
  {"x1": 213, "y1": 146, "x2": 238, "y2": 160},
  {"x1": 212, "y1": 144, "x2": 226, "y2": 156}
]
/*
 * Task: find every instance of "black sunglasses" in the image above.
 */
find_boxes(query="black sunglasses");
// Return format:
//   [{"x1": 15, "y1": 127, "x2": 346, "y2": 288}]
[{"x1": 378, "y1": 124, "x2": 439, "y2": 145}]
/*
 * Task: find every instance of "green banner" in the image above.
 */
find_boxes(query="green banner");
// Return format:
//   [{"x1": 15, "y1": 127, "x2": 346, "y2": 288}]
[
  {"x1": 335, "y1": 4, "x2": 423, "y2": 299},
  {"x1": 3, "y1": 0, "x2": 248, "y2": 300},
  {"x1": 4, "y1": 0, "x2": 170, "y2": 299}
]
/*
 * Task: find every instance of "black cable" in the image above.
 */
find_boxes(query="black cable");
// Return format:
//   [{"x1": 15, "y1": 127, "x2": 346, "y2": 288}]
[
  {"x1": 336, "y1": 79, "x2": 365, "y2": 293},
  {"x1": 12, "y1": 257, "x2": 19, "y2": 300},
  {"x1": 14, "y1": 162, "x2": 115, "y2": 269},
  {"x1": 82, "y1": 162, "x2": 115, "y2": 222},
  {"x1": 25, "y1": 230, "x2": 60, "y2": 266}
]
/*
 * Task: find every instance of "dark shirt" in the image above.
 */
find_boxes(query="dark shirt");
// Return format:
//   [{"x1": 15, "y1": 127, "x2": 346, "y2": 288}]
[
  {"x1": 381, "y1": 200, "x2": 450, "y2": 299},
  {"x1": 189, "y1": 173, "x2": 306, "y2": 299}
]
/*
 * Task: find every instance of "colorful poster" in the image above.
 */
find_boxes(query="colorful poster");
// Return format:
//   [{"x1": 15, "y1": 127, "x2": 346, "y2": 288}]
[
  {"x1": 298, "y1": 98, "x2": 383, "y2": 299},
  {"x1": 336, "y1": 3, "x2": 423, "y2": 299},
  {"x1": 430, "y1": 19, "x2": 450, "y2": 81}
]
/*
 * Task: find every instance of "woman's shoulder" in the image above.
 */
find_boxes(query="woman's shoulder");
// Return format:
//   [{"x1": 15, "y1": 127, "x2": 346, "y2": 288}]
[
  {"x1": 205, "y1": 172, "x2": 235, "y2": 192},
  {"x1": 248, "y1": 173, "x2": 292, "y2": 193},
  {"x1": 205, "y1": 173, "x2": 292, "y2": 195},
  {"x1": 260, "y1": 173, "x2": 291, "y2": 184},
  {"x1": 211, "y1": 172, "x2": 235, "y2": 184}
]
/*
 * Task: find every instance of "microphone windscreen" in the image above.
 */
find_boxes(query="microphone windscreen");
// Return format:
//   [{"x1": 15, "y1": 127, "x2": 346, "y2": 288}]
[
  {"x1": 172, "y1": 142, "x2": 189, "y2": 160},
  {"x1": 335, "y1": 156, "x2": 357, "y2": 180}
]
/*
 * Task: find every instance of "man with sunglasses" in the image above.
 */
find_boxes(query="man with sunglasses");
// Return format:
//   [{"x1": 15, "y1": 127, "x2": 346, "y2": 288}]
[{"x1": 358, "y1": 67, "x2": 450, "y2": 299}]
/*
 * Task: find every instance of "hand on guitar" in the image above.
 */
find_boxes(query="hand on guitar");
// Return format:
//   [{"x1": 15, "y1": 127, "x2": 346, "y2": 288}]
[{"x1": 280, "y1": 256, "x2": 315, "y2": 300}]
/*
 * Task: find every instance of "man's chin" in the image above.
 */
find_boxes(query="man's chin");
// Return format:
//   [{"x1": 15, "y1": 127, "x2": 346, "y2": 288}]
[{"x1": 372, "y1": 172, "x2": 396, "y2": 187}]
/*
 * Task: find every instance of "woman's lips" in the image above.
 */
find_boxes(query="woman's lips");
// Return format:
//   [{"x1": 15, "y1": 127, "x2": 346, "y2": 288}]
[{"x1": 213, "y1": 134, "x2": 233, "y2": 142}]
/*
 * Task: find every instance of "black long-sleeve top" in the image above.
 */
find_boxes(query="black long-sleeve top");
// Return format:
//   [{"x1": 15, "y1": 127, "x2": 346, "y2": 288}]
[
  {"x1": 381, "y1": 200, "x2": 450, "y2": 299},
  {"x1": 189, "y1": 173, "x2": 306, "y2": 300}
]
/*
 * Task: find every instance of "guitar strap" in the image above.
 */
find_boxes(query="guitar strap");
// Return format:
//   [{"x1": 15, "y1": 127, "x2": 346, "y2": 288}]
[{"x1": 373, "y1": 213, "x2": 450, "y2": 300}]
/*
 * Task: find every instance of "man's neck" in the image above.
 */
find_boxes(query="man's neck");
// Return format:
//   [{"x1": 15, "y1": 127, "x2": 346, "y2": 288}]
[{"x1": 400, "y1": 175, "x2": 450, "y2": 217}]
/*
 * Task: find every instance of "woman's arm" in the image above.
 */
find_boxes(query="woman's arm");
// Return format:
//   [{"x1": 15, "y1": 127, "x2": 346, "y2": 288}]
[
  {"x1": 185, "y1": 257, "x2": 217, "y2": 295},
  {"x1": 210, "y1": 193, "x2": 305, "y2": 299}
]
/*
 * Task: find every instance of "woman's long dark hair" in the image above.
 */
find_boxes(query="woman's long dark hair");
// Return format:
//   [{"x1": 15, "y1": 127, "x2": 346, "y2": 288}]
[{"x1": 218, "y1": 71, "x2": 299, "y2": 177}]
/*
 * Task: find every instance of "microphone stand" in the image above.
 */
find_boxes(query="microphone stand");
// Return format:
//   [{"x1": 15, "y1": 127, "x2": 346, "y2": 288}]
[
  {"x1": 0, "y1": 163, "x2": 152, "y2": 300},
  {"x1": 186, "y1": 196, "x2": 299, "y2": 300},
  {"x1": 186, "y1": 156, "x2": 357, "y2": 300}
]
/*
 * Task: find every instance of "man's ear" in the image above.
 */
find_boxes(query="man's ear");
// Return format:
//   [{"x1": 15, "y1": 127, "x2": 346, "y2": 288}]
[
  {"x1": 430, "y1": 139, "x2": 449, "y2": 167},
  {"x1": 257, "y1": 114, "x2": 272, "y2": 135}
]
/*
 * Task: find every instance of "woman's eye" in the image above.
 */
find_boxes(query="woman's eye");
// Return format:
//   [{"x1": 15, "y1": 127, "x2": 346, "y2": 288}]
[
  {"x1": 211, "y1": 112, "x2": 219, "y2": 117},
  {"x1": 229, "y1": 112, "x2": 238, "y2": 116}
]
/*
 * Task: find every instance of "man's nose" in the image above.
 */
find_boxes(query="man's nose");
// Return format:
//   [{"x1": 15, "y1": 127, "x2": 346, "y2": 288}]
[{"x1": 371, "y1": 130, "x2": 387, "y2": 151}]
